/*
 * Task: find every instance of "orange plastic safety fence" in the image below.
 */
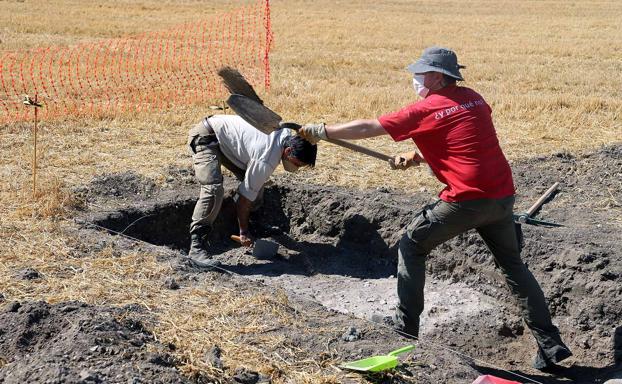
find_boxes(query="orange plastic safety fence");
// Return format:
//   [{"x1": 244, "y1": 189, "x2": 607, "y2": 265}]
[{"x1": 0, "y1": 0, "x2": 273, "y2": 124}]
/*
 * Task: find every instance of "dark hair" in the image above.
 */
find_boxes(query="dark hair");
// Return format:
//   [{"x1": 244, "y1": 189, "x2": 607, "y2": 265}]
[
  {"x1": 284, "y1": 135, "x2": 317, "y2": 167},
  {"x1": 442, "y1": 74, "x2": 458, "y2": 85}
]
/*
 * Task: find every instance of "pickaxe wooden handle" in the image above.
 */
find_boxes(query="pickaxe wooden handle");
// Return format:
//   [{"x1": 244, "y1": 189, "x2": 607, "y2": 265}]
[
  {"x1": 525, "y1": 182, "x2": 560, "y2": 217},
  {"x1": 326, "y1": 138, "x2": 391, "y2": 162},
  {"x1": 226, "y1": 94, "x2": 392, "y2": 163},
  {"x1": 280, "y1": 122, "x2": 391, "y2": 162},
  {"x1": 516, "y1": 182, "x2": 560, "y2": 224}
]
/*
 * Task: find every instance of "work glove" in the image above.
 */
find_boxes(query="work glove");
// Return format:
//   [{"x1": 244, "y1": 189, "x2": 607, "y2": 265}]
[
  {"x1": 389, "y1": 151, "x2": 424, "y2": 170},
  {"x1": 298, "y1": 123, "x2": 327, "y2": 145}
]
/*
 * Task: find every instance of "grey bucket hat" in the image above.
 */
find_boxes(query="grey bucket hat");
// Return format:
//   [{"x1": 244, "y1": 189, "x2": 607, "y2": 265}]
[{"x1": 407, "y1": 46, "x2": 465, "y2": 80}]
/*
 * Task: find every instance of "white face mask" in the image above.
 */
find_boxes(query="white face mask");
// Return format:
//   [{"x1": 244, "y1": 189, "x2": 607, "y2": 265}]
[
  {"x1": 412, "y1": 75, "x2": 429, "y2": 98},
  {"x1": 282, "y1": 158, "x2": 300, "y2": 173}
]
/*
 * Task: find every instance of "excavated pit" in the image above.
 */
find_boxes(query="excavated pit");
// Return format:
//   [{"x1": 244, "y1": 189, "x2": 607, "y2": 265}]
[
  {"x1": 93, "y1": 195, "x2": 233, "y2": 253},
  {"x1": 93, "y1": 184, "x2": 408, "y2": 255},
  {"x1": 92, "y1": 184, "x2": 493, "y2": 326},
  {"x1": 92, "y1": 183, "x2": 410, "y2": 275},
  {"x1": 87, "y1": 145, "x2": 622, "y2": 382}
]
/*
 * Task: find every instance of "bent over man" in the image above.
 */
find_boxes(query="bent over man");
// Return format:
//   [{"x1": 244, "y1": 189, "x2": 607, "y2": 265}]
[
  {"x1": 299, "y1": 46, "x2": 572, "y2": 370},
  {"x1": 187, "y1": 114, "x2": 317, "y2": 268}
]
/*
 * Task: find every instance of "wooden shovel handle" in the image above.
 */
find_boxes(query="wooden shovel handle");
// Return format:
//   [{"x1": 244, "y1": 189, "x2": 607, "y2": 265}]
[{"x1": 526, "y1": 182, "x2": 560, "y2": 217}]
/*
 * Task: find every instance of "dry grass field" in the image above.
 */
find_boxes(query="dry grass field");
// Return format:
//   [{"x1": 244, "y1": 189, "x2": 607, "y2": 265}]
[{"x1": 1, "y1": 0, "x2": 621, "y2": 382}]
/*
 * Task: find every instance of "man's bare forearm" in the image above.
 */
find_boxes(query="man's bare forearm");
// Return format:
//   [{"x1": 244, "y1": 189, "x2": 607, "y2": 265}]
[
  {"x1": 236, "y1": 195, "x2": 252, "y2": 235},
  {"x1": 325, "y1": 119, "x2": 387, "y2": 140}
]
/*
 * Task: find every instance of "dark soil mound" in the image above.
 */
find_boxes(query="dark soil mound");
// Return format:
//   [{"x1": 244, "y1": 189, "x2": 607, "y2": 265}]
[
  {"x1": 75, "y1": 171, "x2": 158, "y2": 200},
  {"x1": 0, "y1": 301, "x2": 188, "y2": 384}
]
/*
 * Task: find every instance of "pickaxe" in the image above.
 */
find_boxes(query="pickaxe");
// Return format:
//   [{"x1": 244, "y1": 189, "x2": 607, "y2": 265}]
[{"x1": 513, "y1": 182, "x2": 564, "y2": 227}]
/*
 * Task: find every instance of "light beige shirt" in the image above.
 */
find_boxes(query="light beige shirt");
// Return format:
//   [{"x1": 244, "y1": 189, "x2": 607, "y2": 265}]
[{"x1": 203, "y1": 115, "x2": 292, "y2": 201}]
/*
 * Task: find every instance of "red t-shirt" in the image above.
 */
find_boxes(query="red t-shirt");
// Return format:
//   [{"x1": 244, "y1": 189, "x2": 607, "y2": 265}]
[{"x1": 378, "y1": 85, "x2": 515, "y2": 202}]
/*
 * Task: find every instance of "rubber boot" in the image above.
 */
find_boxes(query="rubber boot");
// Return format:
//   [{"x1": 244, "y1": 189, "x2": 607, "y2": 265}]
[
  {"x1": 187, "y1": 232, "x2": 221, "y2": 269},
  {"x1": 533, "y1": 344, "x2": 573, "y2": 371}
]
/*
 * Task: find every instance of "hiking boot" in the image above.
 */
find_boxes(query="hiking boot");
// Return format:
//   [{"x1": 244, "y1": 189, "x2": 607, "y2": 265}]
[
  {"x1": 187, "y1": 233, "x2": 221, "y2": 269},
  {"x1": 532, "y1": 344, "x2": 573, "y2": 370},
  {"x1": 370, "y1": 314, "x2": 418, "y2": 340}
]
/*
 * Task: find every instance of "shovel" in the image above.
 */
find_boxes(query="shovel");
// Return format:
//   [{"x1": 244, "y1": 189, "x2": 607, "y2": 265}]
[
  {"x1": 217, "y1": 68, "x2": 393, "y2": 163},
  {"x1": 340, "y1": 345, "x2": 415, "y2": 372},
  {"x1": 230, "y1": 235, "x2": 279, "y2": 259}
]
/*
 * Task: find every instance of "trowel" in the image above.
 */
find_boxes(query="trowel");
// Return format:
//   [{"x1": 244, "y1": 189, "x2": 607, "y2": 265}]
[
  {"x1": 230, "y1": 235, "x2": 279, "y2": 259},
  {"x1": 340, "y1": 345, "x2": 415, "y2": 372}
]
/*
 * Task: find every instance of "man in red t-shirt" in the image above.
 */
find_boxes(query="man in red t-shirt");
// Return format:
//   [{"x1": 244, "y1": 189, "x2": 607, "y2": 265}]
[{"x1": 299, "y1": 46, "x2": 571, "y2": 370}]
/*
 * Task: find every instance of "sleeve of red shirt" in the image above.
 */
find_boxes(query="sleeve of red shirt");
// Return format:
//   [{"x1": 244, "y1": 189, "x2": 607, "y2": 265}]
[{"x1": 378, "y1": 102, "x2": 427, "y2": 142}]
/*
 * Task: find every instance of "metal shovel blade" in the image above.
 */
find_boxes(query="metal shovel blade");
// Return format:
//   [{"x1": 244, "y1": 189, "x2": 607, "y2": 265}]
[
  {"x1": 230, "y1": 236, "x2": 279, "y2": 259},
  {"x1": 252, "y1": 239, "x2": 279, "y2": 259},
  {"x1": 340, "y1": 345, "x2": 415, "y2": 372},
  {"x1": 226, "y1": 94, "x2": 281, "y2": 134}
]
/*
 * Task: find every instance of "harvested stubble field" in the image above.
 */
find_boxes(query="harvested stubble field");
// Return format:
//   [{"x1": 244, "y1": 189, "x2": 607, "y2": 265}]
[{"x1": 1, "y1": 0, "x2": 622, "y2": 383}]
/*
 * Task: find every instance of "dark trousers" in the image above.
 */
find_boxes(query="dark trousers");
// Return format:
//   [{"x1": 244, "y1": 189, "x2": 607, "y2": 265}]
[{"x1": 396, "y1": 195, "x2": 568, "y2": 358}]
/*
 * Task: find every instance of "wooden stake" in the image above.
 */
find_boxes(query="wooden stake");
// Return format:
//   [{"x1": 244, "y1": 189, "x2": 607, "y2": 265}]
[
  {"x1": 23, "y1": 93, "x2": 43, "y2": 198},
  {"x1": 33, "y1": 93, "x2": 38, "y2": 197}
]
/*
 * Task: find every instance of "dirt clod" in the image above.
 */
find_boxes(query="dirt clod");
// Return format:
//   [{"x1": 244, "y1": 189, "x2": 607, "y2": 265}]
[
  {"x1": 342, "y1": 326, "x2": 362, "y2": 341},
  {"x1": 163, "y1": 276, "x2": 180, "y2": 290},
  {"x1": 4, "y1": 302, "x2": 20, "y2": 313},
  {"x1": 232, "y1": 367, "x2": 267, "y2": 384},
  {"x1": 147, "y1": 352, "x2": 177, "y2": 367},
  {"x1": 206, "y1": 345, "x2": 224, "y2": 369},
  {"x1": 79, "y1": 369, "x2": 101, "y2": 383},
  {"x1": 16, "y1": 268, "x2": 41, "y2": 280}
]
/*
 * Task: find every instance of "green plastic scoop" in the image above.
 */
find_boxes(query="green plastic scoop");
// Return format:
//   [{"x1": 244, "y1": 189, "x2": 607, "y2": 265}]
[{"x1": 340, "y1": 345, "x2": 415, "y2": 372}]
